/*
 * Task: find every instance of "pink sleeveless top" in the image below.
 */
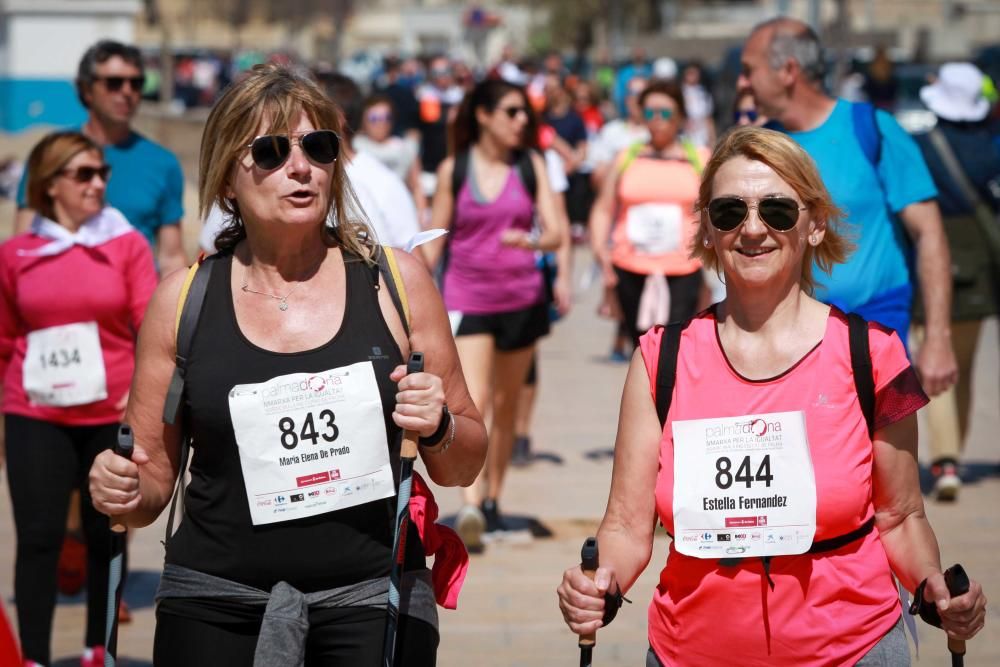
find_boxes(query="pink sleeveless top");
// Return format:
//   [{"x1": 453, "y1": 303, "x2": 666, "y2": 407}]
[
  {"x1": 442, "y1": 164, "x2": 544, "y2": 314},
  {"x1": 638, "y1": 308, "x2": 927, "y2": 666}
]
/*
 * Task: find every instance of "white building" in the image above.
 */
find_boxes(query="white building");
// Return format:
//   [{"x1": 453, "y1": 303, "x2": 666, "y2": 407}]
[{"x1": 0, "y1": 0, "x2": 141, "y2": 132}]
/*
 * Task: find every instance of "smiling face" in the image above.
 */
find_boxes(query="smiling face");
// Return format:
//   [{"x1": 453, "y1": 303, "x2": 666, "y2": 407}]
[
  {"x1": 705, "y1": 156, "x2": 822, "y2": 291},
  {"x1": 47, "y1": 149, "x2": 107, "y2": 226},
  {"x1": 737, "y1": 28, "x2": 789, "y2": 120},
  {"x1": 227, "y1": 112, "x2": 334, "y2": 231}
]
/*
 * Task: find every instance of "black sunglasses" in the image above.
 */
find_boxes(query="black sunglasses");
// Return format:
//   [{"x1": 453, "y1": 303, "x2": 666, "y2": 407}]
[
  {"x1": 499, "y1": 106, "x2": 528, "y2": 119},
  {"x1": 707, "y1": 196, "x2": 806, "y2": 232},
  {"x1": 94, "y1": 76, "x2": 145, "y2": 93},
  {"x1": 60, "y1": 165, "x2": 112, "y2": 183},
  {"x1": 245, "y1": 130, "x2": 341, "y2": 171},
  {"x1": 734, "y1": 109, "x2": 759, "y2": 123}
]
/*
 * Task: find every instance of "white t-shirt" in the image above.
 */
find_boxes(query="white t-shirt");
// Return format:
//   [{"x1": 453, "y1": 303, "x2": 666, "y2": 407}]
[
  {"x1": 544, "y1": 149, "x2": 568, "y2": 194},
  {"x1": 589, "y1": 120, "x2": 650, "y2": 170},
  {"x1": 199, "y1": 151, "x2": 420, "y2": 253},
  {"x1": 344, "y1": 151, "x2": 420, "y2": 249}
]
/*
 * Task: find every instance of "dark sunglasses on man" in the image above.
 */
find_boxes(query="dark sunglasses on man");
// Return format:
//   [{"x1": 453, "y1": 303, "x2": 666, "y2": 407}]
[
  {"x1": 734, "y1": 109, "x2": 760, "y2": 124},
  {"x1": 245, "y1": 130, "x2": 341, "y2": 171},
  {"x1": 60, "y1": 165, "x2": 112, "y2": 183},
  {"x1": 706, "y1": 196, "x2": 806, "y2": 232},
  {"x1": 93, "y1": 76, "x2": 146, "y2": 93}
]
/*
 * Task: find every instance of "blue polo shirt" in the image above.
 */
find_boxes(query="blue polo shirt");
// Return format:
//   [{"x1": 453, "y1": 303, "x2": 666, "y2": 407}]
[
  {"x1": 18, "y1": 130, "x2": 184, "y2": 248},
  {"x1": 789, "y1": 99, "x2": 937, "y2": 341}
]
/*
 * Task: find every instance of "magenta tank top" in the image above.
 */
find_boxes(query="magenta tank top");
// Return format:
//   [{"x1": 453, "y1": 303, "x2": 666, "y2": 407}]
[{"x1": 442, "y1": 160, "x2": 544, "y2": 314}]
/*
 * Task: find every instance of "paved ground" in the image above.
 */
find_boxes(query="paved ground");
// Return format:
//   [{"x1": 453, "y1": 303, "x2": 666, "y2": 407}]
[{"x1": 1, "y1": 118, "x2": 998, "y2": 665}]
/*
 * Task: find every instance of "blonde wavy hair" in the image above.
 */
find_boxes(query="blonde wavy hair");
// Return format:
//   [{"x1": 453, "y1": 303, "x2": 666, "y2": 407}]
[
  {"x1": 199, "y1": 63, "x2": 374, "y2": 259},
  {"x1": 692, "y1": 126, "x2": 851, "y2": 294}
]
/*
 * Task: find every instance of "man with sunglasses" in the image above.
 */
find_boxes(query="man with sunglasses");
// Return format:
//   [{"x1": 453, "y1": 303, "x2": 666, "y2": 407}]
[
  {"x1": 15, "y1": 40, "x2": 188, "y2": 276},
  {"x1": 738, "y1": 17, "x2": 958, "y2": 399}
]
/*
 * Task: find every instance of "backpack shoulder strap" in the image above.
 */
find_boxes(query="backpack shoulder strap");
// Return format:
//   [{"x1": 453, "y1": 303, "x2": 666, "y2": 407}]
[
  {"x1": 617, "y1": 141, "x2": 647, "y2": 175},
  {"x1": 375, "y1": 246, "x2": 411, "y2": 336},
  {"x1": 851, "y1": 101, "x2": 883, "y2": 169},
  {"x1": 163, "y1": 257, "x2": 215, "y2": 425},
  {"x1": 846, "y1": 312, "x2": 876, "y2": 439},
  {"x1": 451, "y1": 150, "x2": 470, "y2": 199},
  {"x1": 162, "y1": 255, "x2": 215, "y2": 543},
  {"x1": 515, "y1": 149, "x2": 538, "y2": 200},
  {"x1": 655, "y1": 322, "x2": 685, "y2": 428},
  {"x1": 681, "y1": 138, "x2": 704, "y2": 175}
]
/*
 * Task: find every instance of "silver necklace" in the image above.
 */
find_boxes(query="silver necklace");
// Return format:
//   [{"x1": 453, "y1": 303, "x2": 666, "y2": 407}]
[{"x1": 240, "y1": 256, "x2": 324, "y2": 311}]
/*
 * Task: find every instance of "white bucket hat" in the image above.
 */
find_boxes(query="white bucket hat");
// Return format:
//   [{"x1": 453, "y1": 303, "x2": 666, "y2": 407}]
[{"x1": 919, "y1": 62, "x2": 991, "y2": 122}]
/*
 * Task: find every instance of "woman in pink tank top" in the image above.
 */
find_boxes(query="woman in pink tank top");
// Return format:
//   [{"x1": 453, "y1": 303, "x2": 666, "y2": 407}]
[
  {"x1": 423, "y1": 80, "x2": 564, "y2": 550},
  {"x1": 558, "y1": 127, "x2": 987, "y2": 666}
]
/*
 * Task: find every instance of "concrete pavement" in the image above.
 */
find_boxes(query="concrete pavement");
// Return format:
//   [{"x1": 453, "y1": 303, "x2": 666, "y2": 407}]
[{"x1": 0, "y1": 243, "x2": 997, "y2": 665}]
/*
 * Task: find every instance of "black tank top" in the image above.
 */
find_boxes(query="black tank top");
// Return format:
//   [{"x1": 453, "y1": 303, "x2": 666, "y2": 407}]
[{"x1": 166, "y1": 250, "x2": 423, "y2": 592}]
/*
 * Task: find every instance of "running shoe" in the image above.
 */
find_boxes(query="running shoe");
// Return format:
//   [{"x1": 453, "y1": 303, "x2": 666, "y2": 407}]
[
  {"x1": 609, "y1": 349, "x2": 629, "y2": 363},
  {"x1": 81, "y1": 645, "x2": 105, "y2": 667},
  {"x1": 511, "y1": 436, "x2": 532, "y2": 467},
  {"x1": 455, "y1": 503, "x2": 486, "y2": 550},
  {"x1": 481, "y1": 498, "x2": 509, "y2": 534},
  {"x1": 930, "y1": 460, "x2": 961, "y2": 501}
]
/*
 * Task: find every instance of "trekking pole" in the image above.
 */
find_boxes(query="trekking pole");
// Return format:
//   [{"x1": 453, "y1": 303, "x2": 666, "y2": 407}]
[
  {"x1": 104, "y1": 424, "x2": 133, "y2": 667},
  {"x1": 944, "y1": 564, "x2": 971, "y2": 667},
  {"x1": 579, "y1": 537, "x2": 599, "y2": 667},
  {"x1": 382, "y1": 352, "x2": 424, "y2": 667}
]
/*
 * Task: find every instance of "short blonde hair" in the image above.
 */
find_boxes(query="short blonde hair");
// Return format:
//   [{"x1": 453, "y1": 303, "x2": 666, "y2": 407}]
[
  {"x1": 692, "y1": 126, "x2": 850, "y2": 294},
  {"x1": 199, "y1": 63, "x2": 373, "y2": 258},
  {"x1": 26, "y1": 131, "x2": 103, "y2": 221}
]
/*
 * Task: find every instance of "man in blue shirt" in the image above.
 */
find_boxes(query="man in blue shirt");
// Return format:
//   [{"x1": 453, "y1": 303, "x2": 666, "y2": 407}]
[
  {"x1": 15, "y1": 40, "x2": 187, "y2": 274},
  {"x1": 738, "y1": 17, "x2": 958, "y2": 398}
]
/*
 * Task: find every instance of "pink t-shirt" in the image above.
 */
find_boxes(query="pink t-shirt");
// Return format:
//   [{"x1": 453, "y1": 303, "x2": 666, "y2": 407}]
[
  {"x1": 0, "y1": 228, "x2": 157, "y2": 425},
  {"x1": 639, "y1": 308, "x2": 927, "y2": 666}
]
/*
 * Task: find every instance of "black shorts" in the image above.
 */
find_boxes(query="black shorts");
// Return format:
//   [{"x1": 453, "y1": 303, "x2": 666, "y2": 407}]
[{"x1": 453, "y1": 302, "x2": 550, "y2": 351}]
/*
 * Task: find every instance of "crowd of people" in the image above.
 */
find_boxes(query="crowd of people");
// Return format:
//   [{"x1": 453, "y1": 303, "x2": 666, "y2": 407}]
[{"x1": 0, "y1": 14, "x2": 997, "y2": 666}]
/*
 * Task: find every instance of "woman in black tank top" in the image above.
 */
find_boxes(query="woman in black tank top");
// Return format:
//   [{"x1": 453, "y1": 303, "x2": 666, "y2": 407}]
[{"x1": 89, "y1": 64, "x2": 487, "y2": 666}]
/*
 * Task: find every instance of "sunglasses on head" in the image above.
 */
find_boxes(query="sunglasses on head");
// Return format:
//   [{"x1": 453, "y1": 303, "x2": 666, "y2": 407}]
[
  {"x1": 245, "y1": 130, "x2": 340, "y2": 171},
  {"x1": 707, "y1": 196, "x2": 806, "y2": 232},
  {"x1": 499, "y1": 105, "x2": 528, "y2": 119},
  {"x1": 644, "y1": 108, "x2": 674, "y2": 121},
  {"x1": 94, "y1": 76, "x2": 145, "y2": 93},
  {"x1": 60, "y1": 165, "x2": 111, "y2": 183},
  {"x1": 734, "y1": 109, "x2": 759, "y2": 123}
]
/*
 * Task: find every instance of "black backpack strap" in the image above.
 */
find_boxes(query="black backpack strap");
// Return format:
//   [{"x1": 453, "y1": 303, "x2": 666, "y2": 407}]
[
  {"x1": 515, "y1": 149, "x2": 537, "y2": 200},
  {"x1": 163, "y1": 258, "x2": 215, "y2": 425},
  {"x1": 655, "y1": 322, "x2": 685, "y2": 428},
  {"x1": 847, "y1": 312, "x2": 876, "y2": 439},
  {"x1": 161, "y1": 256, "x2": 215, "y2": 544},
  {"x1": 451, "y1": 150, "x2": 469, "y2": 199}
]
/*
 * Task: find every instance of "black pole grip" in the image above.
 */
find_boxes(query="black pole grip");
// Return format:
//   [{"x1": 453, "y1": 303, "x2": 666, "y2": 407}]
[
  {"x1": 579, "y1": 537, "x2": 599, "y2": 650},
  {"x1": 407, "y1": 352, "x2": 424, "y2": 375},
  {"x1": 944, "y1": 564, "x2": 970, "y2": 662},
  {"x1": 115, "y1": 424, "x2": 134, "y2": 460}
]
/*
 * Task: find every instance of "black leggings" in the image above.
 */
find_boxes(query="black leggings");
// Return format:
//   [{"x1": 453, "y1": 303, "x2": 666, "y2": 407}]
[
  {"x1": 5, "y1": 414, "x2": 117, "y2": 664},
  {"x1": 614, "y1": 268, "x2": 703, "y2": 348},
  {"x1": 154, "y1": 602, "x2": 439, "y2": 666}
]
